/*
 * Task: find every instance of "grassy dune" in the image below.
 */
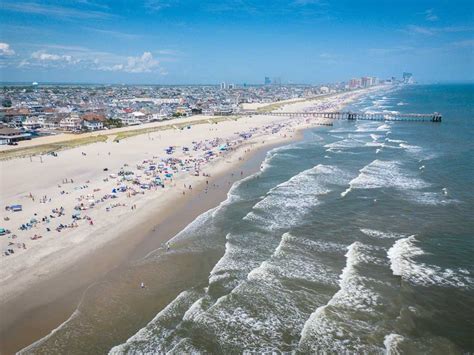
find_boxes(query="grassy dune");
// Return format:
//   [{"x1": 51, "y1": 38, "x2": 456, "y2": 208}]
[
  {"x1": 113, "y1": 116, "x2": 236, "y2": 141},
  {"x1": 0, "y1": 135, "x2": 109, "y2": 161}
]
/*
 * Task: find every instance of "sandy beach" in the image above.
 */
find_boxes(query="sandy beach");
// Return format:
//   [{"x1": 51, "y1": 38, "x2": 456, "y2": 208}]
[{"x1": 0, "y1": 87, "x2": 379, "y2": 353}]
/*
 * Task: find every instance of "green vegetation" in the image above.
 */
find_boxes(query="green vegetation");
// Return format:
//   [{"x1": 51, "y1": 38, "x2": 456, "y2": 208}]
[
  {"x1": 113, "y1": 126, "x2": 168, "y2": 141},
  {"x1": 104, "y1": 118, "x2": 124, "y2": 129},
  {"x1": 113, "y1": 116, "x2": 237, "y2": 142},
  {"x1": 256, "y1": 99, "x2": 303, "y2": 113},
  {"x1": 1, "y1": 98, "x2": 12, "y2": 108},
  {"x1": 255, "y1": 93, "x2": 337, "y2": 113},
  {"x1": 0, "y1": 113, "x2": 247, "y2": 159},
  {"x1": 0, "y1": 135, "x2": 108, "y2": 161}
]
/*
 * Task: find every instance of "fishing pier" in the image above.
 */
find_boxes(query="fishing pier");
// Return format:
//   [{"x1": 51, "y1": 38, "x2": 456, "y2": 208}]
[{"x1": 249, "y1": 111, "x2": 442, "y2": 122}]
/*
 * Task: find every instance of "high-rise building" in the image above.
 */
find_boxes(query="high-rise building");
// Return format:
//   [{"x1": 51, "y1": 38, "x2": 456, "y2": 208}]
[
  {"x1": 403, "y1": 72, "x2": 413, "y2": 84},
  {"x1": 264, "y1": 77, "x2": 271, "y2": 85},
  {"x1": 220, "y1": 82, "x2": 226, "y2": 90},
  {"x1": 349, "y1": 78, "x2": 361, "y2": 89},
  {"x1": 361, "y1": 77, "x2": 371, "y2": 87}
]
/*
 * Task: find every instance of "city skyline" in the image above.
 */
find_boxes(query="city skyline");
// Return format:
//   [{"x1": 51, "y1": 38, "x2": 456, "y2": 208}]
[{"x1": 1, "y1": 0, "x2": 473, "y2": 84}]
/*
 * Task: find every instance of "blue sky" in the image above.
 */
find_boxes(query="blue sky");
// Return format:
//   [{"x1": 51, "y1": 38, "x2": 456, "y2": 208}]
[{"x1": 0, "y1": 0, "x2": 473, "y2": 84}]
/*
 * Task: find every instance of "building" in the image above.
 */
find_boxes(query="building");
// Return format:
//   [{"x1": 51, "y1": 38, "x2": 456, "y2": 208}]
[
  {"x1": 82, "y1": 113, "x2": 106, "y2": 130},
  {"x1": 319, "y1": 86, "x2": 330, "y2": 94},
  {"x1": 22, "y1": 117, "x2": 42, "y2": 130},
  {"x1": 403, "y1": 72, "x2": 414, "y2": 84},
  {"x1": 264, "y1": 77, "x2": 271, "y2": 85},
  {"x1": 119, "y1": 115, "x2": 141, "y2": 126},
  {"x1": 43, "y1": 116, "x2": 63, "y2": 130},
  {"x1": 349, "y1": 78, "x2": 362, "y2": 89},
  {"x1": 59, "y1": 113, "x2": 83, "y2": 131},
  {"x1": 0, "y1": 127, "x2": 31, "y2": 145},
  {"x1": 361, "y1": 77, "x2": 371, "y2": 88},
  {"x1": 220, "y1": 82, "x2": 227, "y2": 90}
]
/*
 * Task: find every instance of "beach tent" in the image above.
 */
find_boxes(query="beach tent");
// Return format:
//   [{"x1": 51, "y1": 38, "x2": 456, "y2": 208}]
[
  {"x1": 0, "y1": 228, "x2": 6, "y2": 236},
  {"x1": 11, "y1": 205, "x2": 22, "y2": 212}
]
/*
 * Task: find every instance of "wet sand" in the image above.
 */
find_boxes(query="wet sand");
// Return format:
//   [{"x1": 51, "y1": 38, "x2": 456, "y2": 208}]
[{"x1": 0, "y1": 142, "x2": 280, "y2": 354}]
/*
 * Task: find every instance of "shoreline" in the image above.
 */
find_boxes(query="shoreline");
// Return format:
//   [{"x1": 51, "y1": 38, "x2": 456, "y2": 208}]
[
  {"x1": 0, "y1": 87, "x2": 381, "y2": 353},
  {"x1": 3, "y1": 139, "x2": 296, "y2": 354}
]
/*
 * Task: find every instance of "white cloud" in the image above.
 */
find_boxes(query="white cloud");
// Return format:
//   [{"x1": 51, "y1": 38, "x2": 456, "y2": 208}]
[
  {"x1": 0, "y1": 42, "x2": 15, "y2": 56},
  {"x1": 424, "y1": 9, "x2": 438, "y2": 22},
  {"x1": 98, "y1": 52, "x2": 161, "y2": 73},
  {"x1": 13, "y1": 46, "x2": 165, "y2": 74},
  {"x1": 32, "y1": 51, "x2": 61, "y2": 61},
  {"x1": 407, "y1": 25, "x2": 434, "y2": 35},
  {"x1": 451, "y1": 39, "x2": 474, "y2": 48},
  {"x1": 31, "y1": 50, "x2": 78, "y2": 63},
  {"x1": 293, "y1": 0, "x2": 322, "y2": 5},
  {"x1": 85, "y1": 27, "x2": 140, "y2": 39},
  {"x1": 1, "y1": 1, "x2": 112, "y2": 19},
  {"x1": 405, "y1": 25, "x2": 474, "y2": 36},
  {"x1": 156, "y1": 49, "x2": 180, "y2": 56},
  {"x1": 145, "y1": 0, "x2": 172, "y2": 12}
]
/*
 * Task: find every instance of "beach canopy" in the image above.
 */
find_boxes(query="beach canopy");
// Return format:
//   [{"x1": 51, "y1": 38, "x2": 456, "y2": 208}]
[
  {"x1": 10, "y1": 205, "x2": 22, "y2": 212},
  {"x1": 0, "y1": 228, "x2": 5, "y2": 235}
]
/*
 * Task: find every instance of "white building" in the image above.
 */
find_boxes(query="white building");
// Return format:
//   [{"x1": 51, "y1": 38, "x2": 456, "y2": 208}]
[
  {"x1": 22, "y1": 117, "x2": 42, "y2": 130},
  {"x1": 59, "y1": 113, "x2": 83, "y2": 131}
]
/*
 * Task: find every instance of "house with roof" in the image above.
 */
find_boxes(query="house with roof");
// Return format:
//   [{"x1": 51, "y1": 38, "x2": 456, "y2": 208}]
[
  {"x1": 0, "y1": 127, "x2": 32, "y2": 145},
  {"x1": 82, "y1": 113, "x2": 106, "y2": 130},
  {"x1": 59, "y1": 113, "x2": 83, "y2": 131},
  {"x1": 43, "y1": 115, "x2": 65, "y2": 130},
  {"x1": 22, "y1": 116, "x2": 42, "y2": 130}
]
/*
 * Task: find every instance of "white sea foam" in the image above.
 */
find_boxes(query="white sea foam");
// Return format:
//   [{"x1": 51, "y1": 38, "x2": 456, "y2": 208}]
[
  {"x1": 324, "y1": 138, "x2": 366, "y2": 150},
  {"x1": 209, "y1": 164, "x2": 349, "y2": 290},
  {"x1": 298, "y1": 242, "x2": 391, "y2": 353},
  {"x1": 109, "y1": 289, "x2": 204, "y2": 354},
  {"x1": 384, "y1": 333, "x2": 405, "y2": 354},
  {"x1": 247, "y1": 233, "x2": 344, "y2": 286},
  {"x1": 355, "y1": 121, "x2": 383, "y2": 132},
  {"x1": 245, "y1": 164, "x2": 342, "y2": 230},
  {"x1": 370, "y1": 133, "x2": 383, "y2": 141},
  {"x1": 341, "y1": 159, "x2": 430, "y2": 197},
  {"x1": 360, "y1": 228, "x2": 406, "y2": 239},
  {"x1": 387, "y1": 237, "x2": 472, "y2": 288},
  {"x1": 405, "y1": 191, "x2": 459, "y2": 206},
  {"x1": 377, "y1": 123, "x2": 391, "y2": 131},
  {"x1": 386, "y1": 138, "x2": 406, "y2": 144}
]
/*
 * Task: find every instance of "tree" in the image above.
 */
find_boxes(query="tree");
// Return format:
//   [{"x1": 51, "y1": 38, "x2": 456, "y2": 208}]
[{"x1": 1, "y1": 98, "x2": 12, "y2": 107}]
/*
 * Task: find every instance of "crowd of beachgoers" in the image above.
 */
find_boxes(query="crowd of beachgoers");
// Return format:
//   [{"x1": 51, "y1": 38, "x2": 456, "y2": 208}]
[{"x1": 0, "y1": 90, "x2": 368, "y2": 260}]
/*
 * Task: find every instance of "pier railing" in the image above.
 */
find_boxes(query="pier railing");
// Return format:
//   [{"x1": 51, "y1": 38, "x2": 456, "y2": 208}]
[{"x1": 246, "y1": 111, "x2": 442, "y2": 122}]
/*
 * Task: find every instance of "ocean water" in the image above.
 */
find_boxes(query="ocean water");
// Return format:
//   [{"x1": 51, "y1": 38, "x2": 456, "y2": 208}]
[{"x1": 25, "y1": 84, "x2": 474, "y2": 354}]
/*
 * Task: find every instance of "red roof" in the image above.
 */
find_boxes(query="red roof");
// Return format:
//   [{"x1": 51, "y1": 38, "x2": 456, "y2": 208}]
[{"x1": 81, "y1": 113, "x2": 106, "y2": 122}]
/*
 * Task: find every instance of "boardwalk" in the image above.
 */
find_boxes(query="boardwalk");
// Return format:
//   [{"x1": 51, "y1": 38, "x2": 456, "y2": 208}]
[{"x1": 248, "y1": 111, "x2": 442, "y2": 122}]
